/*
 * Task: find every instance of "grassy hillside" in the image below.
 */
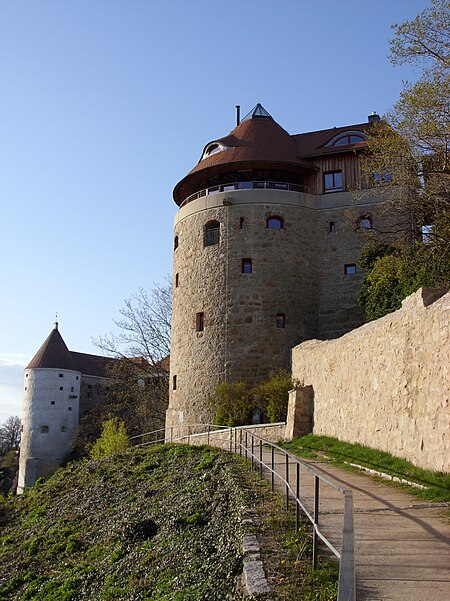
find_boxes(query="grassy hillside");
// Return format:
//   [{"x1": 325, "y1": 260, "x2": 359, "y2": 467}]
[{"x1": 0, "y1": 445, "x2": 250, "y2": 601}]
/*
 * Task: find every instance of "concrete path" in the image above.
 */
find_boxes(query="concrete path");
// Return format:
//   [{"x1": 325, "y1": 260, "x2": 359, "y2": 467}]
[{"x1": 259, "y1": 449, "x2": 450, "y2": 601}]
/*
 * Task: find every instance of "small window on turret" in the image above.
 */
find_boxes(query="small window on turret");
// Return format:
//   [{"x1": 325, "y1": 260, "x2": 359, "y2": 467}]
[
  {"x1": 60, "y1": 386, "x2": 63, "y2": 391},
  {"x1": 266, "y1": 216, "x2": 284, "y2": 229},
  {"x1": 61, "y1": 426, "x2": 67, "y2": 432},
  {"x1": 204, "y1": 221, "x2": 220, "y2": 246},
  {"x1": 51, "y1": 401, "x2": 55, "y2": 405},
  {"x1": 174, "y1": 235, "x2": 179, "y2": 250},
  {"x1": 24, "y1": 386, "x2": 27, "y2": 391},
  {"x1": 41, "y1": 425, "x2": 49, "y2": 433},
  {"x1": 68, "y1": 406, "x2": 72, "y2": 411},
  {"x1": 59, "y1": 373, "x2": 63, "y2": 378},
  {"x1": 76, "y1": 376, "x2": 79, "y2": 380}
]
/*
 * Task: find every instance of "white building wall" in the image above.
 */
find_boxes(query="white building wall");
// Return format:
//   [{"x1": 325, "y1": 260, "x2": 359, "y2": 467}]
[{"x1": 18, "y1": 367, "x2": 81, "y2": 492}]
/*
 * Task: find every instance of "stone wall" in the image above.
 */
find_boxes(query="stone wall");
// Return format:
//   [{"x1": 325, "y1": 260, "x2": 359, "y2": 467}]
[{"x1": 289, "y1": 289, "x2": 450, "y2": 472}]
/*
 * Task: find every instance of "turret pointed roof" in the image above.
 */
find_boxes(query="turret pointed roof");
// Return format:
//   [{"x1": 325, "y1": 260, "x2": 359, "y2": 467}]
[{"x1": 26, "y1": 324, "x2": 78, "y2": 371}]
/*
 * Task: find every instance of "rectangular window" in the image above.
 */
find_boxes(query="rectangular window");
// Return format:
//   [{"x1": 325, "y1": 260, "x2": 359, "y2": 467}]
[
  {"x1": 68, "y1": 406, "x2": 72, "y2": 411},
  {"x1": 329, "y1": 222, "x2": 336, "y2": 234},
  {"x1": 41, "y1": 425, "x2": 49, "y2": 433},
  {"x1": 175, "y1": 273, "x2": 179, "y2": 287},
  {"x1": 344, "y1": 264, "x2": 356, "y2": 275},
  {"x1": 59, "y1": 386, "x2": 63, "y2": 391},
  {"x1": 239, "y1": 217, "x2": 245, "y2": 229},
  {"x1": 196, "y1": 312, "x2": 204, "y2": 332},
  {"x1": 59, "y1": 373, "x2": 63, "y2": 378},
  {"x1": 173, "y1": 375, "x2": 177, "y2": 390},
  {"x1": 51, "y1": 401, "x2": 55, "y2": 405},
  {"x1": 76, "y1": 376, "x2": 79, "y2": 380},
  {"x1": 61, "y1": 426, "x2": 67, "y2": 433},
  {"x1": 276, "y1": 313, "x2": 286, "y2": 328},
  {"x1": 324, "y1": 171, "x2": 343, "y2": 192},
  {"x1": 71, "y1": 387, "x2": 74, "y2": 392},
  {"x1": 242, "y1": 258, "x2": 253, "y2": 273}
]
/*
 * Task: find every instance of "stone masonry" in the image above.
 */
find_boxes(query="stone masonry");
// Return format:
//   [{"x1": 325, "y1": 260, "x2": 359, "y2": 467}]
[{"x1": 289, "y1": 288, "x2": 450, "y2": 472}]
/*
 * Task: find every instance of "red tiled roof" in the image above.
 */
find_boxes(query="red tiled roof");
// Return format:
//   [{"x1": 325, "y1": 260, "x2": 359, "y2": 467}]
[
  {"x1": 173, "y1": 110, "x2": 371, "y2": 204},
  {"x1": 293, "y1": 122, "x2": 370, "y2": 157}
]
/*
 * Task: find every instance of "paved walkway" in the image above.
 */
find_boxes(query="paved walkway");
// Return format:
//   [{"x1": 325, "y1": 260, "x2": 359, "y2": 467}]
[{"x1": 259, "y1": 449, "x2": 450, "y2": 601}]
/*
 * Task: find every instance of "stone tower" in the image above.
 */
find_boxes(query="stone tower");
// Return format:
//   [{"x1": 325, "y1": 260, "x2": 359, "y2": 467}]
[{"x1": 166, "y1": 104, "x2": 391, "y2": 434}]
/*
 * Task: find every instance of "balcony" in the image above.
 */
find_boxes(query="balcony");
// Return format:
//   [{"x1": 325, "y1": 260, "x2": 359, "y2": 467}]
[{"x1": 180, "y1": 181, "x2": 310, "y2": 208}]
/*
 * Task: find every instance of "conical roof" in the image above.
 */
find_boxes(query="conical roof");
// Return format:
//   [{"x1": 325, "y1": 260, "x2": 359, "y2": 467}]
[
  {"x1": 173, "y1": 104, "x2": 315, "y2": 205},
  {"x1": 26, "y1": 325, "x2": 78, "y2": 371}
]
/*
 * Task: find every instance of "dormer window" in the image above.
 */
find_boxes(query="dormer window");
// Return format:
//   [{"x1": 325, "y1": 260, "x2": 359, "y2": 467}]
[
  {"x1": 326, "y1": 131, "x2": 367, "y2": 147},
  {"x1": 333, "y1": 134, "x2": 365, "y2": 146},
  {"x1": 201, "y1": 142, "x2": 229, "y2": 161}
]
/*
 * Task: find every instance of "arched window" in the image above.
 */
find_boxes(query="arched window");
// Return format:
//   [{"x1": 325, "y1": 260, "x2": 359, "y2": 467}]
[
  {"x1": 204, "y1": 220, "x2": 220, "y2": 246},
  {"x1": 359, "y1": 216, "x2": 372, "y2": 229},
  {"x1": 333, "y1": 134, "x2": 365, "y2": 146},
  {"x1": 174, "y1": 235, "x2": 179, "y2": 250},
  {"x1": 266, "y1": 216, "x2": 284, "y2": 229}
]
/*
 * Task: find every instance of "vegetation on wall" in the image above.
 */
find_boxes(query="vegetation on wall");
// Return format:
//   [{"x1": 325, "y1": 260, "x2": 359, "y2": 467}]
[
  {"x1": 210, "y1": 371, "x2": 296, "y2": 426},
  {"x1": 359, "y1": 0, "x2": 450, "y2": 320}
]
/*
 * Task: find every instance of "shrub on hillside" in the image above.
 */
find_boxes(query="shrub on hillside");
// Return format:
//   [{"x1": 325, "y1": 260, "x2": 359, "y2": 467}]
[{"x1": 90, "y1": 418, "x2": 129, "y2": 459}]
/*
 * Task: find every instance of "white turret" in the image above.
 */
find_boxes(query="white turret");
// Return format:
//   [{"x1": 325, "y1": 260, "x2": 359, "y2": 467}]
[{"x1": 17, "y1": 323, "x2": 81, "y2": 492}]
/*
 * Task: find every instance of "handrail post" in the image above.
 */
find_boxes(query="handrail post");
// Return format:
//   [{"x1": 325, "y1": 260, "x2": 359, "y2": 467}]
[
  {"x1": 170, "y1": 426, "x2": 173, "y2": 443},
  {"x1": 245, "y1": 431, "x2": 248, "y2": 460},
  {"x1": 240, "y1": 429, "x2": 242, "y2": 456},
  {"x1": 188, "y1": 425, "x2": 190, "y2": 445},
  {"x1": 207, "y1": 425, "x2": 210, "y2": 446},
  {"x1": 313, "y1": 475, "x2": 320, "y2": 569},
  {"x1": 296, "y1": 461, "x2": 300, "y2": 533},
  {"x1": 259, "y1": 439, "x2": 263, "y2": 478},
  {"x1": 229, "y1": 427, "x2": 232, "y2": 453},
  {"x1": 251, "y1": 435, "x2": 254, "y2": 469},
  {"x1": 285, "y1": 453, "x2": 289, "y2": 510},
  {"x1": 271, "y1": 446, "x2": 274, "y2": 491}
]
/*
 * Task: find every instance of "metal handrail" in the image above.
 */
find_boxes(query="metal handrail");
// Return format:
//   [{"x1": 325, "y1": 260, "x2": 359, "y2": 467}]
[
  {"x1": 130, "y1": 424, "x2": 355, "y2": 601},
  {"x1": 180, "y1": 180, "x2": 310, "y2": 207}
]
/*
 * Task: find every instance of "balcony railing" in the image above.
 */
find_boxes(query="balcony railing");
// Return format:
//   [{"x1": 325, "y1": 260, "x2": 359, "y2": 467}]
[{"x1": 180, "y1": 180, "x2": 310, "y2": 207}]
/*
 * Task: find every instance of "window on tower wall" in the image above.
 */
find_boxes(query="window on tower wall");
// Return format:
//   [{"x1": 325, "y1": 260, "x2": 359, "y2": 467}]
[
  {"x1": 40, "y1": 425, "x2": 49, "y2": 433},
  {"x1": 241, "y1": 258, "x2": 253, "y2": 273},
  {"x1": 266, "y1": 216, "x2": 284, "y2": 229},
  {"x1": 196, "y1": 312, "x2": 204, "y2": 332},
  {"x1": 344, "y1": 264, "x2": 357, "y2": 275},
  {"x1": 174, "y1": 235, "x2": 179, "y2": 250},
  {"x1": 276, "y1": 313, "x2": 286, "y2": 328},
  {"x1": 204, "y1": 221, "x2": 220, "y2": 246}
]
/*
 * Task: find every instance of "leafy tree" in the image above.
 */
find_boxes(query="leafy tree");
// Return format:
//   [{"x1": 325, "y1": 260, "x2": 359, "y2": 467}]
[
  {"x1": 90, "y1": 418, "x2": 129, "y2": 459},
  {"x1": 0, "y1": 416, "x2": 21, "y2": 455},
  {"x1": 359, "y1": 1, "x2": 450, "y2": 319},
  {"x1": 75, "y1": 281, "x2": 171, "y2": 453}
]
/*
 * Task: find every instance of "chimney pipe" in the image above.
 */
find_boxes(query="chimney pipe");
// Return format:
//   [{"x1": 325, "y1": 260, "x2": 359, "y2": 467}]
[
  {"x1": 236, "y1": 105, "x2": 240, "y2": 126},
  {"x1": 368, "y1": 112, "x2": 380, "y2": 124}
]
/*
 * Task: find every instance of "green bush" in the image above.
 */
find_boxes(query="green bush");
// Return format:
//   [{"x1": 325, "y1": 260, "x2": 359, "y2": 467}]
[
  {"x1": 209, "y1": 381, "x2": 254, "y2": 426},
  {"x1": 89, "y1": 418, "x2": 129, "y2": 460},
  {"x1": 256, "y1": 370, "x2": 297, "y2": 423}
]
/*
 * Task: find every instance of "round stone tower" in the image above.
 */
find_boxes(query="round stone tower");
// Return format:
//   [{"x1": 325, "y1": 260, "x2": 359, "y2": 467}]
[
  {"x1": 18, "y1": 324, "x2": 81, "y2": 493},
  {"x1": 166, "y1": 104, "x2": 322, "y2": 433}
]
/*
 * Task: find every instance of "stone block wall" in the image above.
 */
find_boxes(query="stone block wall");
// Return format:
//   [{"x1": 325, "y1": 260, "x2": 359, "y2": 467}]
[{"x1": 289, "y1": 289, "x2": 450, "y2": 472}]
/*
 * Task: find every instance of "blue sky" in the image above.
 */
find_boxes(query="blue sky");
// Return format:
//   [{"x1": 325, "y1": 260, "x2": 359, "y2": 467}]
[{"x1": 0, "y1": 0, "x2": 428, "y2": 422}]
